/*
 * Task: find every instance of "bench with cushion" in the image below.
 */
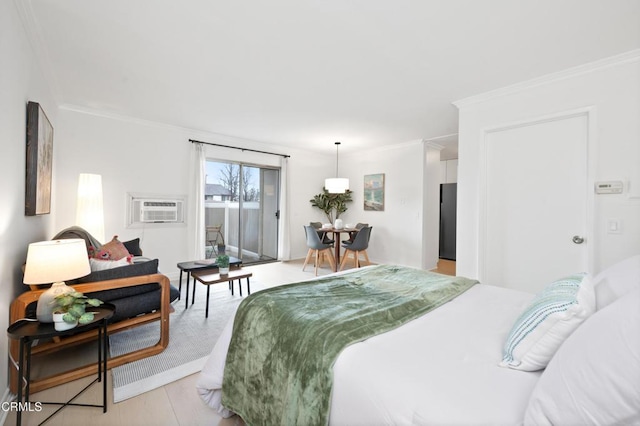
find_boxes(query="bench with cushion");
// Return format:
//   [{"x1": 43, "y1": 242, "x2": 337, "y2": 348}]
[{"x1": 9, "y1": 228, "x2": 179, "y2": 394}]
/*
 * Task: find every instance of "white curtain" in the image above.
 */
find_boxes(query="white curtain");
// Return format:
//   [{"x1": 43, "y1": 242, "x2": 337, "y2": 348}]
[
  {"x1": 278, "y1": 156, "x2": 291, "y2": 260},
  {"x1": 191, "y1": 142, "x2": 206, "y2": 259}
]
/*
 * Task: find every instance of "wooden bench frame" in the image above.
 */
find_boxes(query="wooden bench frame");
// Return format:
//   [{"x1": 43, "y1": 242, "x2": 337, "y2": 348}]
[{"x1": 9, "y1": 273, "x2": 171, "y2": 395}]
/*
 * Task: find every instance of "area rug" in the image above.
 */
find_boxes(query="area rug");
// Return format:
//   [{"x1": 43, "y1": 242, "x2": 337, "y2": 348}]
[{"x1": 109, "y1": 278, "x2": 265, "y2": 402}]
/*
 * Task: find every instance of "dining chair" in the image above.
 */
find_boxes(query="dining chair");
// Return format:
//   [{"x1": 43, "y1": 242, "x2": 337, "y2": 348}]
[
  {"x1": 303, "y1": 225, "x2": 336, "y2": 276},
  {"x1": 339, "y1": 226, "x2": 372, "y2": 270},
  {"x1": 310, "y1": 221, "x2": 335, "y2": 244},
  {"x1": 343, "y1": 222, "x2": 369, "y2": 246}
]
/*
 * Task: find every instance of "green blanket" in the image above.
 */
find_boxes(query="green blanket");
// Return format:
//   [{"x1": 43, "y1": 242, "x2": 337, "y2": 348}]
[{"x1": 221, "y1": 265, "x2": 477, "y2": 425}]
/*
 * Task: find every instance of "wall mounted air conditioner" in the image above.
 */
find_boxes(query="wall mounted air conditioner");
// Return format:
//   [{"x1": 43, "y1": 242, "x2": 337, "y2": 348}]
[
  {"x1": 140, "y1": 200, "x2": 179, "y2": 223},
  {"x1": 126, "y1": 193, "x2": 186, "y2": 228}
]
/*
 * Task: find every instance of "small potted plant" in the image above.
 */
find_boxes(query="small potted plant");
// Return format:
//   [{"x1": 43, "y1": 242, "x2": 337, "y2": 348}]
[
  {"x1": 52, "y1": 291, "x2": 103, "y2": 331},
  {"x1": 216, "y1": 253, "x2": 230, "y2": 275}
]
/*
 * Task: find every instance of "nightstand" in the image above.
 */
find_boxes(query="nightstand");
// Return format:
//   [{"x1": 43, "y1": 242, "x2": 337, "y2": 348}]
[{"x1": 7, "y1": 303, "x2": 115, "y2": 426}]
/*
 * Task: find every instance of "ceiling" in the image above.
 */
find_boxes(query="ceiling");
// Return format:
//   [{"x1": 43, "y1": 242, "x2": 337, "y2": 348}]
[{"x1": 20, "y1": 0, "x2": 640, "y2": 154}]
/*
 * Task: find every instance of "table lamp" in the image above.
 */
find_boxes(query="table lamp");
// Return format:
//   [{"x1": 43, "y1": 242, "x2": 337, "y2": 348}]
[{"x1": 23, "y1": 239, "x2": 91, "y2": 323}]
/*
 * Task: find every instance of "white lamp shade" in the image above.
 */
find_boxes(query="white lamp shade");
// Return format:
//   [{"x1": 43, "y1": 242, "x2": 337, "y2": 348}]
[
  {"x1": 76, "y1": 173, "x2": 105, "y2": 243},
  {"x1": 325, "y1": 178, "x2": 350, "y2": 194},
  {"x1": 23, "y1": 239, "x2": 91, "y2": 285}
]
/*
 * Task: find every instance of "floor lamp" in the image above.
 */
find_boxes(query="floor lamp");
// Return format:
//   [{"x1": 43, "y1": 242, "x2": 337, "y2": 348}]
[{"x1": 76, "y1": 173, "x2": 105, "y2": 243}]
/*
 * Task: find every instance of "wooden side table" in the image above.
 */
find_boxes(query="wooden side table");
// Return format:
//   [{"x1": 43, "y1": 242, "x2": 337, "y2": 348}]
[
  {"x1": 7, "y1": 304, "x2": 115, "y2": 426},
  {"x1": 176, "y1": 256, "x2": 242, "y2": 309},
  {"x1": 191, "y1": 269, "x2": 253, "y2": 318}
]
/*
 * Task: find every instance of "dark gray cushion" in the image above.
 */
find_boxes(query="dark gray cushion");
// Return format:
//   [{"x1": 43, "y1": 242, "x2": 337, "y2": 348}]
[
  {"x1": 122, "y1": 238, "x2": 143, "y2": 256},
  {"x1": 80, "y1": 259, "x2": 179, "y2": 321},
  {"x1": 81, "y1": 259, "x2": 160, "y2": 301},
  {"x1": 107, "y1": 285, "x2": 180, "y2": 322}
]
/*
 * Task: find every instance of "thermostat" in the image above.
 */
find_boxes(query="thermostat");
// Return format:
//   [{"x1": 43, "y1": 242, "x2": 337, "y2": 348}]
[{"x1": 595, "y1": 181, "x2": 623, "y2": 194}]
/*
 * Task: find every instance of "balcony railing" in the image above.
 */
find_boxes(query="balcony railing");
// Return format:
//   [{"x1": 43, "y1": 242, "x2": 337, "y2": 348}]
[{"x1": 204, "y1": 201, "x2": 260, "y2": 259}]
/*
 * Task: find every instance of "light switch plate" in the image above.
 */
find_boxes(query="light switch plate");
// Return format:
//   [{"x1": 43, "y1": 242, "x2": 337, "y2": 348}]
[{"x1": 607, "y1": 219, "x2": 621, "y2": 234}]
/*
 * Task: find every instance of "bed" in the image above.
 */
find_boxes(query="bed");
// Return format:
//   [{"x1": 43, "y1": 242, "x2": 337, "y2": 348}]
[{"x1": 197, "y1": 258, "x2": 640, "y2": 425}]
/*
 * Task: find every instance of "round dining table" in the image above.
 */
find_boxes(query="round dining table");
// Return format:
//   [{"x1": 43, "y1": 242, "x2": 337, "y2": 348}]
[{"x1": 322, "y1": 227, "x2": 357, "y2": 271}]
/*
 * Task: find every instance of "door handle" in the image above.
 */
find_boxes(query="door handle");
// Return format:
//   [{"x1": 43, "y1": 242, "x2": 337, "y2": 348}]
[{"x1": 572, "y1": 235, "x2": 585, "y2": 244}]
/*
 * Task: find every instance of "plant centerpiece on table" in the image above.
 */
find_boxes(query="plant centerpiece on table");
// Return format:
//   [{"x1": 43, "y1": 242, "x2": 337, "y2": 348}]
[
  {"x1": 52, "y1": 291, "x2": 103, "y2": 331},
  {"x1": 217, "y1": 253, "x2": 230, "y2": 275},
  {"x1": 310, "y1": 188, "x2": 353, "y2": 225}
]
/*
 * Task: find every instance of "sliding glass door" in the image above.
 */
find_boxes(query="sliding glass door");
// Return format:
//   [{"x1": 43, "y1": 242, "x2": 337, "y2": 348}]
[
  {"x1": 260, "y1": 168, "x2": 279, "y2": 260},
  {"x1": 205, "y1": 160, "x2": 280, "y2": 264}
]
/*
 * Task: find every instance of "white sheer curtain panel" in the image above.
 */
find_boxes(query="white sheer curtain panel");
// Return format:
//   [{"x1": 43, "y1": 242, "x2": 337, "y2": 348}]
[
  {"x1": 278, "y1": 156, "x2": 291, "y2": 260},
  {"x1": 191, "y1": 142, "x2": 206, "y2": 259}
]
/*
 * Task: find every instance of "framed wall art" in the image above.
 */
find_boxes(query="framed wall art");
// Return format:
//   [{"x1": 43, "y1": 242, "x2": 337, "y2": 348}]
[
  {"x1": 25, "y1": 101, "x2": 53, "y2": 216},
  {"x1": 364, "y1": 173, "x2": 384, "y2": 211}
]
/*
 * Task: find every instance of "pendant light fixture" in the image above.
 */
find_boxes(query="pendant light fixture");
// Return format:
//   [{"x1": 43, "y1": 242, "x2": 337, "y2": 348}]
[{"x1": 325, "y1": 142, "x2": 349, "y2": 193}]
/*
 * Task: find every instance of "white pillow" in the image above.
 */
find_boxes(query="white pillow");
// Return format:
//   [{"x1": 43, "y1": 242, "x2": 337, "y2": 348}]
[
  {"x1": 524, "y1": 288, "x2": 640, "y2": 426},
  {"x1": 501, "y1": 273, "x2": 595, "y2": 371},
  {"x1": 593, "y1": 254, "x2": 640, "y2": 310},
  {"x1": 89, "y1": 257, "x2": 130, "y2": 271}
]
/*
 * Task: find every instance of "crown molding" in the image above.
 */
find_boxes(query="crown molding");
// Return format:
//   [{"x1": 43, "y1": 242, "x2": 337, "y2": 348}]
[
  {"x1": 60, "y1": 104, "x2": 448, "y2": 157},
  {"x1": 423, "y1": 141, "x2": 444, "y2": 150},
  {"x1": 58, "y1": 103, "x2": 300, "y2": 154},
  {"x1": 423, "y1": 132, "x2": 458, "y2": 142},
  {"x1": 423, "y1": 132, "x2": 458, "y2": 150},
  {"x1": 453, "y1": 49, "x2": 640, "y2": 109}
]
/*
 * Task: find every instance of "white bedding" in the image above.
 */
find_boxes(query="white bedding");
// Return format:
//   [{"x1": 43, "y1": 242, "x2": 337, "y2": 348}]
[{"x1": 197, "y1": 281, "x2": 542, "y2": 425}]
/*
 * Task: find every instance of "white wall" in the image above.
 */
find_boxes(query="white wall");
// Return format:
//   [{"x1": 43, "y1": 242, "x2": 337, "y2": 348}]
[
  {"x1": 337, "y1": 141, "x2": 436, "y2": 269},
  {"x1": 423, "y1": 144, "x2": 442, "y2": 270},
  {"x1": 54, "y1": 108, "x2": 332, "y2": 279},
  {"x1": 456, "y1": 50, "x2": 640, "y2": 278},
  {"x1": 0, "y1": 0, "x2": 58, "y2": 408},
  {"x1": 54, "y1": 110, "x2": 438, "y2": 274}
]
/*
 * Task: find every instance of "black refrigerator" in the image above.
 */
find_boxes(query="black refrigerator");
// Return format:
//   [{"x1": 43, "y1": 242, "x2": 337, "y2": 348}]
[{"x1": 439, "y1": 183, "x2": 457, "y2": 260}]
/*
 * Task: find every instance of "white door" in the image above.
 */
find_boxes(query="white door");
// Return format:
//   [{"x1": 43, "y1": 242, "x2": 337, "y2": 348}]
[{"x1": 483, "y1": 114, "x2": 589, "y2": 293}]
